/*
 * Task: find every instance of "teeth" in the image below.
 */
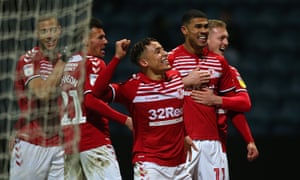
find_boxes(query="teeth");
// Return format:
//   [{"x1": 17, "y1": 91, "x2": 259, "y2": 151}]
[{"x1": 162, "y1": 59, "x2": 169, "y2": 65}]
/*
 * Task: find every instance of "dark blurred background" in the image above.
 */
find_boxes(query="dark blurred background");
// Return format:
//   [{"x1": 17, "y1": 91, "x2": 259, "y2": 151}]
[{"x1": 92, "y1": 0, "x2": 300, "y2": 179}]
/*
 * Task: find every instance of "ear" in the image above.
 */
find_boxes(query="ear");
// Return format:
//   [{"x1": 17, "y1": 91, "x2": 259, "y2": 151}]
[
  {"x1": 181, "y1": 25, "x2": 187, "y2": 35},
  {"x1": 139, "y1": 58, "x2": 148, "y2": 68}
]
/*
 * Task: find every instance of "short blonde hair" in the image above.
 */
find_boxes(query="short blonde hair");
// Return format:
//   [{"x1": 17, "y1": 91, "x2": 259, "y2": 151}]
[{"x1": 208, "y1": 19, "x2": 227, "y2": 30}]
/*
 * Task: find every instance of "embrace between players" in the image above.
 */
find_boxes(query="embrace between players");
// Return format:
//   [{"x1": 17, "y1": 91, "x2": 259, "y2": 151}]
[{"x1": 11, "y1": 9, "x2": 258, "y2": 180}]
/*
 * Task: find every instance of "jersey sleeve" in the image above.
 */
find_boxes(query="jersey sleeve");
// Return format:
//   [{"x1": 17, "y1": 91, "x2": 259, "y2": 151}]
[
  {"x1": 218, "y1": 56, "x2": 236, "y2": 94},
  {"x1": 84, "y1": 57, "x2": 128, "y2": 124},
  {"x1": 230, "y1": 66, "x2": 248, "y2": 91},
  {"x1": 229, "y1": 112, "x2": 254, "y2": 143},
  {"x1": 14, "y1": 51, "x2": 43, "y2": 111},
  {"x1": 84, "y1": 57, "x2": 107, "y2": 93},
  {"x1": 221, "y1": 66, "x2": 252, "y2": 112},
  {"x1": 221, "y1": 91, "x2": 251, "y2": 112},
  {"x1": 84, "y1": 93, "x2": 128, "y2": 124},
  {"x1": 93, "y1": 56, "x2": 120, "y2": 98}
]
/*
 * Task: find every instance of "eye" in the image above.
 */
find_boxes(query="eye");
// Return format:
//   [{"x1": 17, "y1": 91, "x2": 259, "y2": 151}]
[
  {"x1": 50, "y1": 27, "x2": 58, "y2": 33},
  {"x1": 39, "y1": 29, "x2": 47, "y2": 34}
]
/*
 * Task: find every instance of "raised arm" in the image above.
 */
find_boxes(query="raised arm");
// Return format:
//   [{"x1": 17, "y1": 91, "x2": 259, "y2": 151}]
[{"x1": 92, "y1": 39, "x2": 130, "y2": 98}]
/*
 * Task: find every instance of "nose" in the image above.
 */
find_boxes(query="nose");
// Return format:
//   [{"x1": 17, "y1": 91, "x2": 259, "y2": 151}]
[{"x1": 224, "y1": 38, "x2": 229, "y2": 46}]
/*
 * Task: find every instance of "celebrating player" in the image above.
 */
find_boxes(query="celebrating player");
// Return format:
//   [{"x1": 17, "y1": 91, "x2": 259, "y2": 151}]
[
  {"x1": 92, "y1": 37, "x2": 196, "y2": 180},
  {"x1": 60, "y1": 17, "x2": 132, "y2": 180},
  {"x1": 168, "y1": 9, "x2": 237, "y2": 180},
  {"x1": 200, "y1": 19, "x2": 259, "y2": 159}
]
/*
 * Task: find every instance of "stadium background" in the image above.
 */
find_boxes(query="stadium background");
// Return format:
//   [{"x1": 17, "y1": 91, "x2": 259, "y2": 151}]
[
  {"x1": 0, "y1": 0, "x2": 299, "y2": 179},
  {"x1": 93, "y1": 1, "x2": 300, "y2": 180}
]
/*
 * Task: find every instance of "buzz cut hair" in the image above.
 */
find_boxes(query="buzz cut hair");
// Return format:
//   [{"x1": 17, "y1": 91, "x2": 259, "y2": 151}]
[
  {"x1": 89, "y1": 17, "x2": 103, "y2": 29},
  {"x1": 181, "y1": 9, "x2": 207, "y2": 25}
]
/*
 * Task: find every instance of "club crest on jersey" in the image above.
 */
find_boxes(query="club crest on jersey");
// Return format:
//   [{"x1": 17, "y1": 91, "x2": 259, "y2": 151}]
[
  {"x1": 23, "y1": 64, "x2": 34, "y2": 77},
  {"x1": 177, "y1": 88, "x2": 184, "y2": 99},
  {"x1": 89, "y1": 74, "x2": 98, "y2": 86},
  {"x1": 208, "y1": 69, "x2": 221, "y2": 78}
]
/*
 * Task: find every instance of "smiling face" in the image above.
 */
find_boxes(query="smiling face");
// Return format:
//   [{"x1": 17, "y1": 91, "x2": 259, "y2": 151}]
[
  {"x1": 181, "y1": 17, "x2": 209, "y2": 54},
  {"x1": 139, "y1": 40, "x2": 170, "y2": 78},
  {"x1": 208, "y1": 26, "x2": 229, "y2": 56},
  {"x1": 87, "y1": 27, "x2": 108, "y2": 58},
  {"x1": 37, "y1": 17, "x2": 61, "y2": 51}
]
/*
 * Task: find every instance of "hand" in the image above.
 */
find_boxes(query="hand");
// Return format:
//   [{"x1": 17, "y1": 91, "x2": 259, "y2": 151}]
[
  {"x1": 247, "y1": 142, "x2": 259, "y2": 161},
  {"x1": 115, "y1": 39, "x2": 131, "y2": 59},
  {"x1": 184, "y1": 136, "x2": 198, "y2": 161},
  {"x1": 60, "y1": 46, "x2": 71, "y2": 63},
  {"x1": 182, "y1": 67, "x2": 211, "y2": 88},
  {"x1": 191, "y1": 88, "x2": 222, "y2": 106},
  {"x1": 125, "y1": 116, "x2": 133, "y2": 131},
  {"x1": 9, "y1": 133, "x2": 16, "y2": 153}
]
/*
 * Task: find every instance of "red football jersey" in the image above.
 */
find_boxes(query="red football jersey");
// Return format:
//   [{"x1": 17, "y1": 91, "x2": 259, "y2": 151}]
[
  {"x1": 14, "y1": 47, "x2": 61, "y2": 146},
  {"x1": 113, "y1": 72, "x2": 186, "y2": 166},
  {"x1": 217, "y1": 66, "x2": 253, "y2": 152},
  {"x1": 60, "y1": 54, "x2": 127, "y2": 154},
  {"x1": 168, "y1": 45, "x2": 235, "y2": 141}
]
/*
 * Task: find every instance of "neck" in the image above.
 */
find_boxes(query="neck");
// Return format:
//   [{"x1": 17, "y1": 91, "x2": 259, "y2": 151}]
[
  {"x1": 183, "y1": 42, "x2": 203, "y2": 57},
  {"x1": 142, "y1": 69, "x2": 165, "y2": 81}
]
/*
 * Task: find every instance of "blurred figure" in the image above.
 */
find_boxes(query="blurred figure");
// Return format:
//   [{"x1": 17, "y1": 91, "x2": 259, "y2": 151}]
[{"x1": 11, "y1": 15, "x2": 66, "y2": 180}]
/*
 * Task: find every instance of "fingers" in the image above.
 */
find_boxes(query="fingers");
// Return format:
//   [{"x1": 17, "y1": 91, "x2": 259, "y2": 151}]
[
  {"x1": 188, "y1": 149, "x2": 192, "y2": 162},
  {"x1": 247, "y1": 149, "x2": 259, "y2": 162},
  {"x1": 191, "y1": 142, "x2": 199, "y2": 152},
  {"x1": 121, "y1": 39, "x2": 131, "y2": 50},
  {"x1": 115, "y1": 39, "x2": 131, "y2": 59}
]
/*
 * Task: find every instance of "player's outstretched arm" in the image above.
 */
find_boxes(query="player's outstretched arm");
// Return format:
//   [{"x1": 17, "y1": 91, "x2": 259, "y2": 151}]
[
  {"x1": 191, "y1": 88, "x2": 251, "y2": 112},
  {"x1": 93, "y1": 39, "x2": 130, "y2": 98}
]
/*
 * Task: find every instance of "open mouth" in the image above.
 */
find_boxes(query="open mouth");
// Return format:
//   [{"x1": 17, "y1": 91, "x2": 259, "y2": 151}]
[
  {"x1": 161, "y1": 58, "x2": 170, "y2": 66},
  {"x1": 219, "y1": 47, "x2": 225, "y2": 52}
]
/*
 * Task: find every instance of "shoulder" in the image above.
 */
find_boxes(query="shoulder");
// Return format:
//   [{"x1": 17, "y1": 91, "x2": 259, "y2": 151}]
[
  {"x1": 168, "y1": 45, "x2": 184, "y2": 56},
  {"x1": 86, "y1": 55, "x2": 106, "y2": 67},
  {"x1": 68, "y1": 53, "x2": 84, "y2": 62},
  {"x1": 165, "y1": 70, "x2": 181, "y2": 79},
  {"x1": 21, "y1": 47, "x2": 41, "y2": 63}
]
